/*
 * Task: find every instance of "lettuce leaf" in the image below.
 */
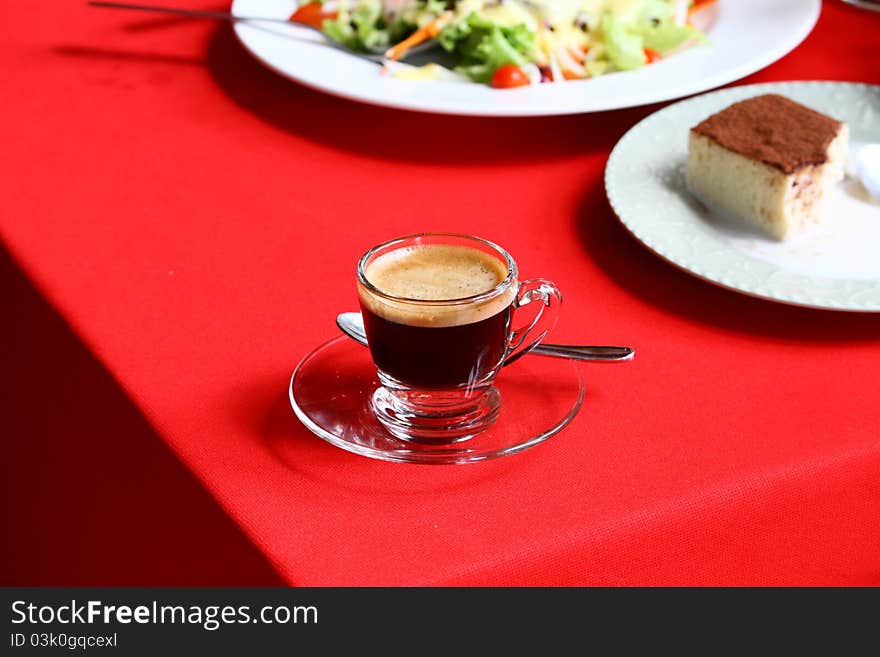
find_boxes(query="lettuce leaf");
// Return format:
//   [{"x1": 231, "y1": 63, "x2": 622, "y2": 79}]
[
  {"x1": 323, "y1": 0, "x2": 390, "y2": 51},
  {"x1": 602, "y1": 5, "x2": 705, "y2": 72},
  {"x1": 438, "y1": 12, "x2": 535, "y2": 83},
  {"x1": 602, "y1": 15, "x2": 646, "y2": 71},
  {"x1": 323, "y1": 0, "x2": 418, "y2": 51},
  {"x1": 641, "y1": 20, "x2": 704, "y2": 53},
  {"x1": 634, "y1": 0, "x2": 707, "y2": 54}
]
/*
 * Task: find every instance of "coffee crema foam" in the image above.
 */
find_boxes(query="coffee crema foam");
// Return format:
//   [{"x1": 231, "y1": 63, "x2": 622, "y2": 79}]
[{"x1": 359, "y1": 244, "x2": 517, "y2": 328}]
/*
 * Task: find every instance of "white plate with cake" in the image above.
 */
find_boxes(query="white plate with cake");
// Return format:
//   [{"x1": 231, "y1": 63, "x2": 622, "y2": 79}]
[
  {"x1": 605, "y1": 81, "x2": 880, "y2": 312},
  {"x1": 232, "y1": 0, "x2": 820, "y2": 116}
]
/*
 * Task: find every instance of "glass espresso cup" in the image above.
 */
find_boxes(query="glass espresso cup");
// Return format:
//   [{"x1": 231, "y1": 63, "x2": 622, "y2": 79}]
[{"x1": 357, "y1": 233, "x2": 562, "y2": 443}]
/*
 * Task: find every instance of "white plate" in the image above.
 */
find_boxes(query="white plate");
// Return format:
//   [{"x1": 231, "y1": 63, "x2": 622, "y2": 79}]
[
  {"x1": 230, "y1": 0, "x2": 820, "y2": 117},
  {"x1": 605, "y1": 82, "x2": 880, "y2": 312}
]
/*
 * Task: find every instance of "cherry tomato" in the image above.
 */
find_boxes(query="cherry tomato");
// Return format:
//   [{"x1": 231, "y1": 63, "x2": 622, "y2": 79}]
[
  {"x1": 491, "y1": 64, "x2": 531, "y2": 89},
  {"x1": 290, "y1": 3, "x2": 335, "y2": 30},
  {"x1": 644, "y1": 48, "x2": 662, "y2": 64}
]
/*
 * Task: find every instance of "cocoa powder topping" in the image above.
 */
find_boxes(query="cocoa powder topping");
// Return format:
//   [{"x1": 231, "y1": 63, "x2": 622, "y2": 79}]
[{"x1": 691, "y1": 94, "x2": 843, "y2": 174}]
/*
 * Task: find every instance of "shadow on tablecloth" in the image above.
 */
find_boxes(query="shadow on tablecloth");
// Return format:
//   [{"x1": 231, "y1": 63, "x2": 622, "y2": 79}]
[
  {"x1": 204, "y1": 25, "x2": 659, "y2": 166},
  {"x1": 577, "y1": 176, "x2": 880, "y2": 341},
  {"x1": 0, "y1": 243, "x2": 283, "y2": 586},
  {"x1": 256, "y1": 386, "x2": 526, "y2": 494}
]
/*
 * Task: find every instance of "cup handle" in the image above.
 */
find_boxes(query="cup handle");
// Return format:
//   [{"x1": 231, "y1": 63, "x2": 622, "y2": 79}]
[{"x1": 504, "y1": 279, "x2": 562, "y2": 367}]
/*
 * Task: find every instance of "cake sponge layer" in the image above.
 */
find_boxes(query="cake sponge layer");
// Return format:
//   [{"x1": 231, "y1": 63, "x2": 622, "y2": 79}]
[{"x1": 685, "y1": 126, "x2": 848, "y2": 240}]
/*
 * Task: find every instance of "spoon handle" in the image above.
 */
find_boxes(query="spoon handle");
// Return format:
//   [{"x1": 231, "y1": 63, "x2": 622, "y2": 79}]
[
  {"x1": 88, "y1": 1, "x2": 309, "y2": 27},
  {"x1": 88, "y1": 1, "x2": 391, "y2": 60},
  {"x1": 532, "y1": 343, "x2": 635, "y2": 362}
]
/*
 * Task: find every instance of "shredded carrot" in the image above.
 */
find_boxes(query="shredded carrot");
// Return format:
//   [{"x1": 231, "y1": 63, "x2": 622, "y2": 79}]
[
  {"x1": 566, "y1": 46, "x2": 586, "y2": 65},
  {"x1": 384, "y1": 15, "x2": 447, "y2": 61},
  {"x1": 644, "y1": 48, "x2": 662, "y2": 64},
  {"x1": 687, "y1": 0, "x2": 717, "y2": 20}
]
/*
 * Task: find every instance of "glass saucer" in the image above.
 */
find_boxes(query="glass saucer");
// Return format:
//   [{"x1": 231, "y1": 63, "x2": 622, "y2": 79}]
[{"x1": 289, "y1": 336, "x2": 585, "y2": 465}]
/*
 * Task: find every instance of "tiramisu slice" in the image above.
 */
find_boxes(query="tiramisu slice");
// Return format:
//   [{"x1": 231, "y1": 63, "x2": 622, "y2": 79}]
[{"x1": 685, "y1": 94, "x2": 848, "y2": 240}]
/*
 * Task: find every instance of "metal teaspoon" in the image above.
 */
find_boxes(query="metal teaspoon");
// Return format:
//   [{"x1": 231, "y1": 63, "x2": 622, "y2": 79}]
[{"x1": 336, "y1": 312, "x2": 635, "y2": 363}]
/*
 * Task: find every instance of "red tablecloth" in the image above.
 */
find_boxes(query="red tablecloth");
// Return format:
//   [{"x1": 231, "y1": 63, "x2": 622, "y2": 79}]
[{"x1": 4, "y1": 1, "x2": 880, "y2": 586}]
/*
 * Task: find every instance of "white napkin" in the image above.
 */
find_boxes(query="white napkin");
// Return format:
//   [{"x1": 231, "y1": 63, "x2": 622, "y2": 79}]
[{"x1": 849, "y1": 142, "x2": 880, "y2": 203}]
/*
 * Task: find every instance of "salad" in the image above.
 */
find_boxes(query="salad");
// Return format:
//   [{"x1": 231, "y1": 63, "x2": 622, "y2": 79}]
[{"x1": 291, "y1": 0, "x2": 713, "y2": 88}]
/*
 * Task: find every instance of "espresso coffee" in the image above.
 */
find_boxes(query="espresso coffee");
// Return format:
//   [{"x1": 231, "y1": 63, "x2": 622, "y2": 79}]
[{"x1": 358, "y1": 244, "x2": 516, "y2": 389}]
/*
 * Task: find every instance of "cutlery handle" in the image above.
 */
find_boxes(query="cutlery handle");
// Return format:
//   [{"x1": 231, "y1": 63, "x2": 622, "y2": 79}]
[
  {"x1": 88, "y1": 1, "x2": 297, "y2": 26},
  {"x1": 532, "y1": 343, "x2": 635, "y2": 362}
]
